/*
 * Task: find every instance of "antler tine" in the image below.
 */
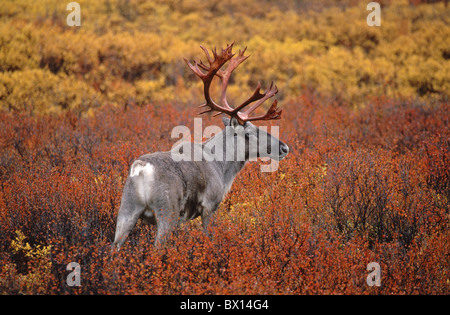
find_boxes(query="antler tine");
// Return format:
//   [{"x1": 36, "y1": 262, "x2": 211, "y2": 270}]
[
  {"x1": 185, "y1": 43, "x2": 282, "y2": 123},
  {"x1": 200, "y1": 45, "x2": 213, "y2": 65},
  {"x1": 241, "y1": 99, "x2": 282, "y2": 122},
  {"x1": 231, "y1": 81, "x2": 264, "y2": 113},
  {"x1": 183, "y1": 58, "x2": 204, "y2": 78},
  {"x1": 197, "y1": 60, "x2": 209, "y2": 72},
  {"x1": 219, "y1": 46, "x2": 249, "y2": 109},
  {"x1": 238, "y1": 82, "x2": 279, "y2": 118},
  {"x1": 184, "y1": 43, "x2": 237, "y2": 116}
]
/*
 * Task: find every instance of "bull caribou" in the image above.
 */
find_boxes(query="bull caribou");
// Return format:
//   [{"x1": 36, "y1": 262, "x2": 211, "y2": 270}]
[{"x1": 113, "y1": 43, "x2": 289, "y2": 249}]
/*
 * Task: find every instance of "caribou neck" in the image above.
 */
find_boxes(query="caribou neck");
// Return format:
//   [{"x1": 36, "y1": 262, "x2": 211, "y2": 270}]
[
  {"x1": 202, "y1": 128, "x2": 248, "y2": 188},
  {"x1": 222, "y1": 159, "x2": 247, "y2": 189}
]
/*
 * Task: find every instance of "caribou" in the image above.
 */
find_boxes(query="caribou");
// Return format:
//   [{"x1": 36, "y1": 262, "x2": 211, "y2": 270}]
[{"x1": 112, "y1": 43, "x2": 289, "y2": 249}]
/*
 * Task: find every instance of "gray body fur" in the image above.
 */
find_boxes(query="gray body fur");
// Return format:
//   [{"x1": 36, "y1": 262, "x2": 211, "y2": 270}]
[{"x1": 113, "y1": 117, "x2": 289, "y2": 249}]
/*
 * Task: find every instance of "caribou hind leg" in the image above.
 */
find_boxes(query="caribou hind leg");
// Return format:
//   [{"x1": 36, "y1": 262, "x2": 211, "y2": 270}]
[
  {"x1": 112, "y1": 158, "x2": 184, "y2": 250},
  {"x1": 113, "y1": 201, "x2": 146, "y2": 250},
  {"x1": 113, "y1": 202, "x2": 178, "y2": 250},
  {"x1": 153, "y1": 198, "x2": 180, "y2": 247},
  {"x1": 112, "y1": 164, "x2": 154, "y2": 251}
]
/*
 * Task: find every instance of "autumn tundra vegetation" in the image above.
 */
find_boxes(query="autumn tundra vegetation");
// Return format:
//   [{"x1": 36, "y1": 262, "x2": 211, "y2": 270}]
[
  {"x1": 113, "y1": 43, "x2": 290, "y2": 250},
  {"x1": 0, "y1": 0, "x2": 449, "y2": 294}
]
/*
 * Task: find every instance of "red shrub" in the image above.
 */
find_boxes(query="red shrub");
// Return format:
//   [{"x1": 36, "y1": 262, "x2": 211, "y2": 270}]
[{"x1": 0, "y1": 96, "x2": 448, "y2": 294}]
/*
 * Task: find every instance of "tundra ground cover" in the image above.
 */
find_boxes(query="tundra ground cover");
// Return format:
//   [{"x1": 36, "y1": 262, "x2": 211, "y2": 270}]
[
  {"x1": 0, "y1": 93, "x2": 448, "y2": 294},
  {"x1": 0, "y1": 0, "x2": 449, "y2": 294}
]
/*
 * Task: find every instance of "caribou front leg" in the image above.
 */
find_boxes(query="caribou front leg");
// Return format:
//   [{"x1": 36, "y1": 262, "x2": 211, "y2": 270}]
[{"x1": 200, "y1": 202, "x2": 220, "y2": 238}]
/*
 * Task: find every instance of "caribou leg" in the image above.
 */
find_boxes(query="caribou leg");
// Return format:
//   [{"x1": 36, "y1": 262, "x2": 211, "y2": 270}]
[{"x1": 113, "y1": 203, "x2": 146, "y2": 251}]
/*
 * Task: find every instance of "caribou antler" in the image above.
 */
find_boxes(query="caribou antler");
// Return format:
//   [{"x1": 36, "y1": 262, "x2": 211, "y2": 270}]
[{"x1": 184, "y1": 42, "x2": 282, "y2": 124}]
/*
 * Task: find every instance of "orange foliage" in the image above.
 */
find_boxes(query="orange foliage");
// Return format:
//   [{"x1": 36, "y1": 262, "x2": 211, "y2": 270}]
[{"x1": 0, "y1": 93, "x2": 448, "y2": 294}]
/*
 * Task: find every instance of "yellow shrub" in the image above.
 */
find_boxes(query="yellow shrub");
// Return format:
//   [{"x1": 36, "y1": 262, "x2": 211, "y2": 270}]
[
  {"x1": 0, "y1": 69, "x2": 104, "y2": 114},
  {"x1": 0, "y1": 0, "x2": 448, "y2": 114},
  {"x1": 6, "y1": 230, "x2": 52, "y2": 294},
  {"x1": 11, "y1": 230, "x2": 51, "y2": 260},
  {"x1": 0, "y1": 22, "x2": 40, "y2": 71}
]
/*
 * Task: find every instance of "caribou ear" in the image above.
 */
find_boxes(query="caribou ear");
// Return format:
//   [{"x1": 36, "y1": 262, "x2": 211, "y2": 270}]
[
  {"x1": 222, "y1": 117, "x2": 230, "y2": 126},
  {"x1": 230, "y1": 117, "x2": 240, "y2": 129}
]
